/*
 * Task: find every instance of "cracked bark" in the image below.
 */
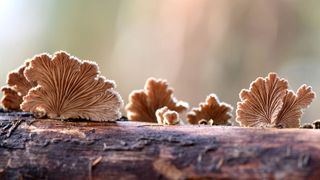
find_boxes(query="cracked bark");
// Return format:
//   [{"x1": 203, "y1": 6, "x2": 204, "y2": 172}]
[{"x1": 0, "y1": 111, "x2": 320, "y2": 180}]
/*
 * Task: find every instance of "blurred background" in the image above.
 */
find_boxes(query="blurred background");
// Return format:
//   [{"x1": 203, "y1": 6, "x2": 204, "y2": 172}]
[{"x1": 0, "y1": 0, "x2": 320, "y2": 124}]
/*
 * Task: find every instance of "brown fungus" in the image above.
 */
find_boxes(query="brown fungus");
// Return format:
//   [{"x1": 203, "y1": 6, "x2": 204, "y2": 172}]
[
  {"x1": 236, "y1": 73, "x2": 315, "y2": 128},
  {"x1": 301, "y1": 123, "x2": 314, "y2": 129},
  {"x1": 1, "y1": 61, "x2": 36, "y2": 110},
  {"x1": 156, "y1": 106, "x2": 180, "y2": 125},
  {"x1": 312, "y1": 120, "x2": 320, "y2": 129},
  {"x1": 187, "y1": 94, "x2": 233, "y2": 125},
  {"x1": 7, "y1": 61, "x2": 36, "y2": 96},
  {"x1": 125, "y1": 78, "x2": 189, "y2": 122},
  {"x1": 1, "y1": 87, "x2": 23, "y2": 110},
  {"x1": 20, "y1": 51, "x2": 123, "y2": 121}
]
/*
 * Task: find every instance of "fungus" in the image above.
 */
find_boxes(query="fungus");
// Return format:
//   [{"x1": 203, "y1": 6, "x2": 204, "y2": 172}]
[
  {"x1": 301, "y1": 123, "x2": 314, "y2": 129},
  {"x1": 1, "y1": 87, "x2": 23, "y2": 110},
  {"x1": 1, "y1": 62, "x2": 36, "y2": 110},
  {"x1": 20, "y1": 51, "x2": 123, "y2": 121},
  {"x1": 7, "y1": 62, "x2": 36, "y2": 96},
  {"x1": 198, "y1": 119, "x2": 214, "y2": 125},
  {"x1": 312, "y1": 120, "x2": 320, "y2": 129},
  {"x1": 236, "y1": 73, "x2": 315, "y2": 128},
  {"x1": 187, "y1": 94, "x2": 233, "y2": 125},
  {"x1": 156, "y1": 106, "x2": 180, "y2": 125},
  {"x1": 125, "y1": 78, "x2": 189, "y2": 122}
]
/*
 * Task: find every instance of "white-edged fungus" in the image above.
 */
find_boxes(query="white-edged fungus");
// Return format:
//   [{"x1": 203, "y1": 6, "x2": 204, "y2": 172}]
[{"x1": 156, "y1": 106, "x2": 180, "y2": 125}]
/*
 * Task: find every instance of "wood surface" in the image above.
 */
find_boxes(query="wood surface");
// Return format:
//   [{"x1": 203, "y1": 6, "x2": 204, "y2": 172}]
[{"x1": 0, "y1": 111, "x2": 320, "y2": 180}]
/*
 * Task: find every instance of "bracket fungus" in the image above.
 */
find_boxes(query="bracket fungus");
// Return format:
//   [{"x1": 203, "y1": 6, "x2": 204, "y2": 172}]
[
  {"x1": 18, "y1": 51, "x2": 123, "y2": 121},
  {"x1": 1, "y1": 62, "x2": 36, "y2": 110},
  {"x1": 187, "y1": 94, "x2": 233, "y2": 125},
  {"x1": 156, "y1": 106, "x2": 180, "y2": 125},
  {"x1": 236, "y1": 73, "x2": 315, "y2": 128},
  {"x1": 125, "y1": 78, "x2": 189, "y2": 122}
]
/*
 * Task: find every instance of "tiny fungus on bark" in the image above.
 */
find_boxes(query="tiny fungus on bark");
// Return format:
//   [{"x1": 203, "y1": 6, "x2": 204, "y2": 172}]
[
  {"x1": 187, "y1": 94, "x2": 233, "y2": 125},
  {"x1": 18, "y1": 51, "x2": 123, "y2": 121},
  {"x1": 1, "y1": 87, "x2": 23, "y2": 110},
  {"x1": 312, "y1": 120, "x2": 320, "y2": 129},
  {"x1": 156, "y1": 106, "x2": 180, "y2": 125},
  {"x1": 1, "y1": 62, "x2": 36, "y2": 110},
  {"x1": 125, "y1": 78, "x2": 189, "y2": 122},
  {"x1": 301, "y1": 123, "x2": 314, "y2": 129},
  {"x1": 236, "y1": 73, "x2": 315, "y2": 128}
]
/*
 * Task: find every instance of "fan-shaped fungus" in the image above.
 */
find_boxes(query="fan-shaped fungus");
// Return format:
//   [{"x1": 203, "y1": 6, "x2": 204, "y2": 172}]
[
  {"x1": 126, "y1": 78, "x2": 188, "y2": 122},
  {"x1": 1, "y1": 62, "x2": 36, "y2": 110},
  {"x1": 187, "y1": 94, "x2": 233, "y2": 125},
  {"x1": 236, "y1": 73, "x2": 315, "y2": 128},
  {"x1": 20, "y1": 51, "x2": 123, "y2": 121}
]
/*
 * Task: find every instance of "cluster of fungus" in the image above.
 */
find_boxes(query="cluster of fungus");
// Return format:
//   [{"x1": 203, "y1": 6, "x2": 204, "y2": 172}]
[
  {"x1": 125, "y1": 78, "x2": 233, "y2": 126},
  {"x1": 1, "y1": 58, "x2": 317, "y2": 129},
  {"x1": 124, "y1": 73, "x2": 316, "y2": 128},
  {"x1": 1, "y1": 51, "x2": 123, "y2": 121},
  {"x1": 236, "y1": 73, "x2": 315, "y2": 128}
]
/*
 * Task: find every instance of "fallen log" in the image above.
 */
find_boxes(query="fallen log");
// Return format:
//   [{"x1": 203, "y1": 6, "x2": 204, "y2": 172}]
[{"x1": 0, "y1": 112, "x2": 320, "y2": 180}]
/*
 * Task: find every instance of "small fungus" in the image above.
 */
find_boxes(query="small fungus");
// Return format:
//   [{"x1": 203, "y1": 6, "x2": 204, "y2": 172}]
[
  {"x1": 1, "y1": 87, "x2": 23, "y2": 110},
  {"x1": 1, "y1": 62, "x2": 36, "y2": 110},
  {"x1": 301, "y1": 123, "x2": 314, "y2": 129},
  {"x1": 187, "y1": 94, "x2": 233, "y2": 125},
  {"x1": 20, "y1": 51, "x2": 123, "y2": 121},
  {"x1": 126, "y1": 78, "x2": 189, "y2": 122},
  {"x1": 156, "y1": 106, "x2": 180, "y2": 125},
  {"x1": 7, "y1": 62, "x2": 36, "y2": 96},
  {"x1": 236, "y1": 73, "x2": 315, "y2": 128},
  {"x1": 312, "y1": 120, "x2": 320, "y2": 129}
]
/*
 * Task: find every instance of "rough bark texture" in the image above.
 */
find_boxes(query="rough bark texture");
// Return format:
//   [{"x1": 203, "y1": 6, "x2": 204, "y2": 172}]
[{"x1": 0, "y1": 111, "x2": 320, "y2": 180}]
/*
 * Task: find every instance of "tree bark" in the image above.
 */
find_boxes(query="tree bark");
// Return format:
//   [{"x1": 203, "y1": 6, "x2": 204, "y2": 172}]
[{"x1": 0, "y1": 113, "x2": 320, "y2": 180}]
